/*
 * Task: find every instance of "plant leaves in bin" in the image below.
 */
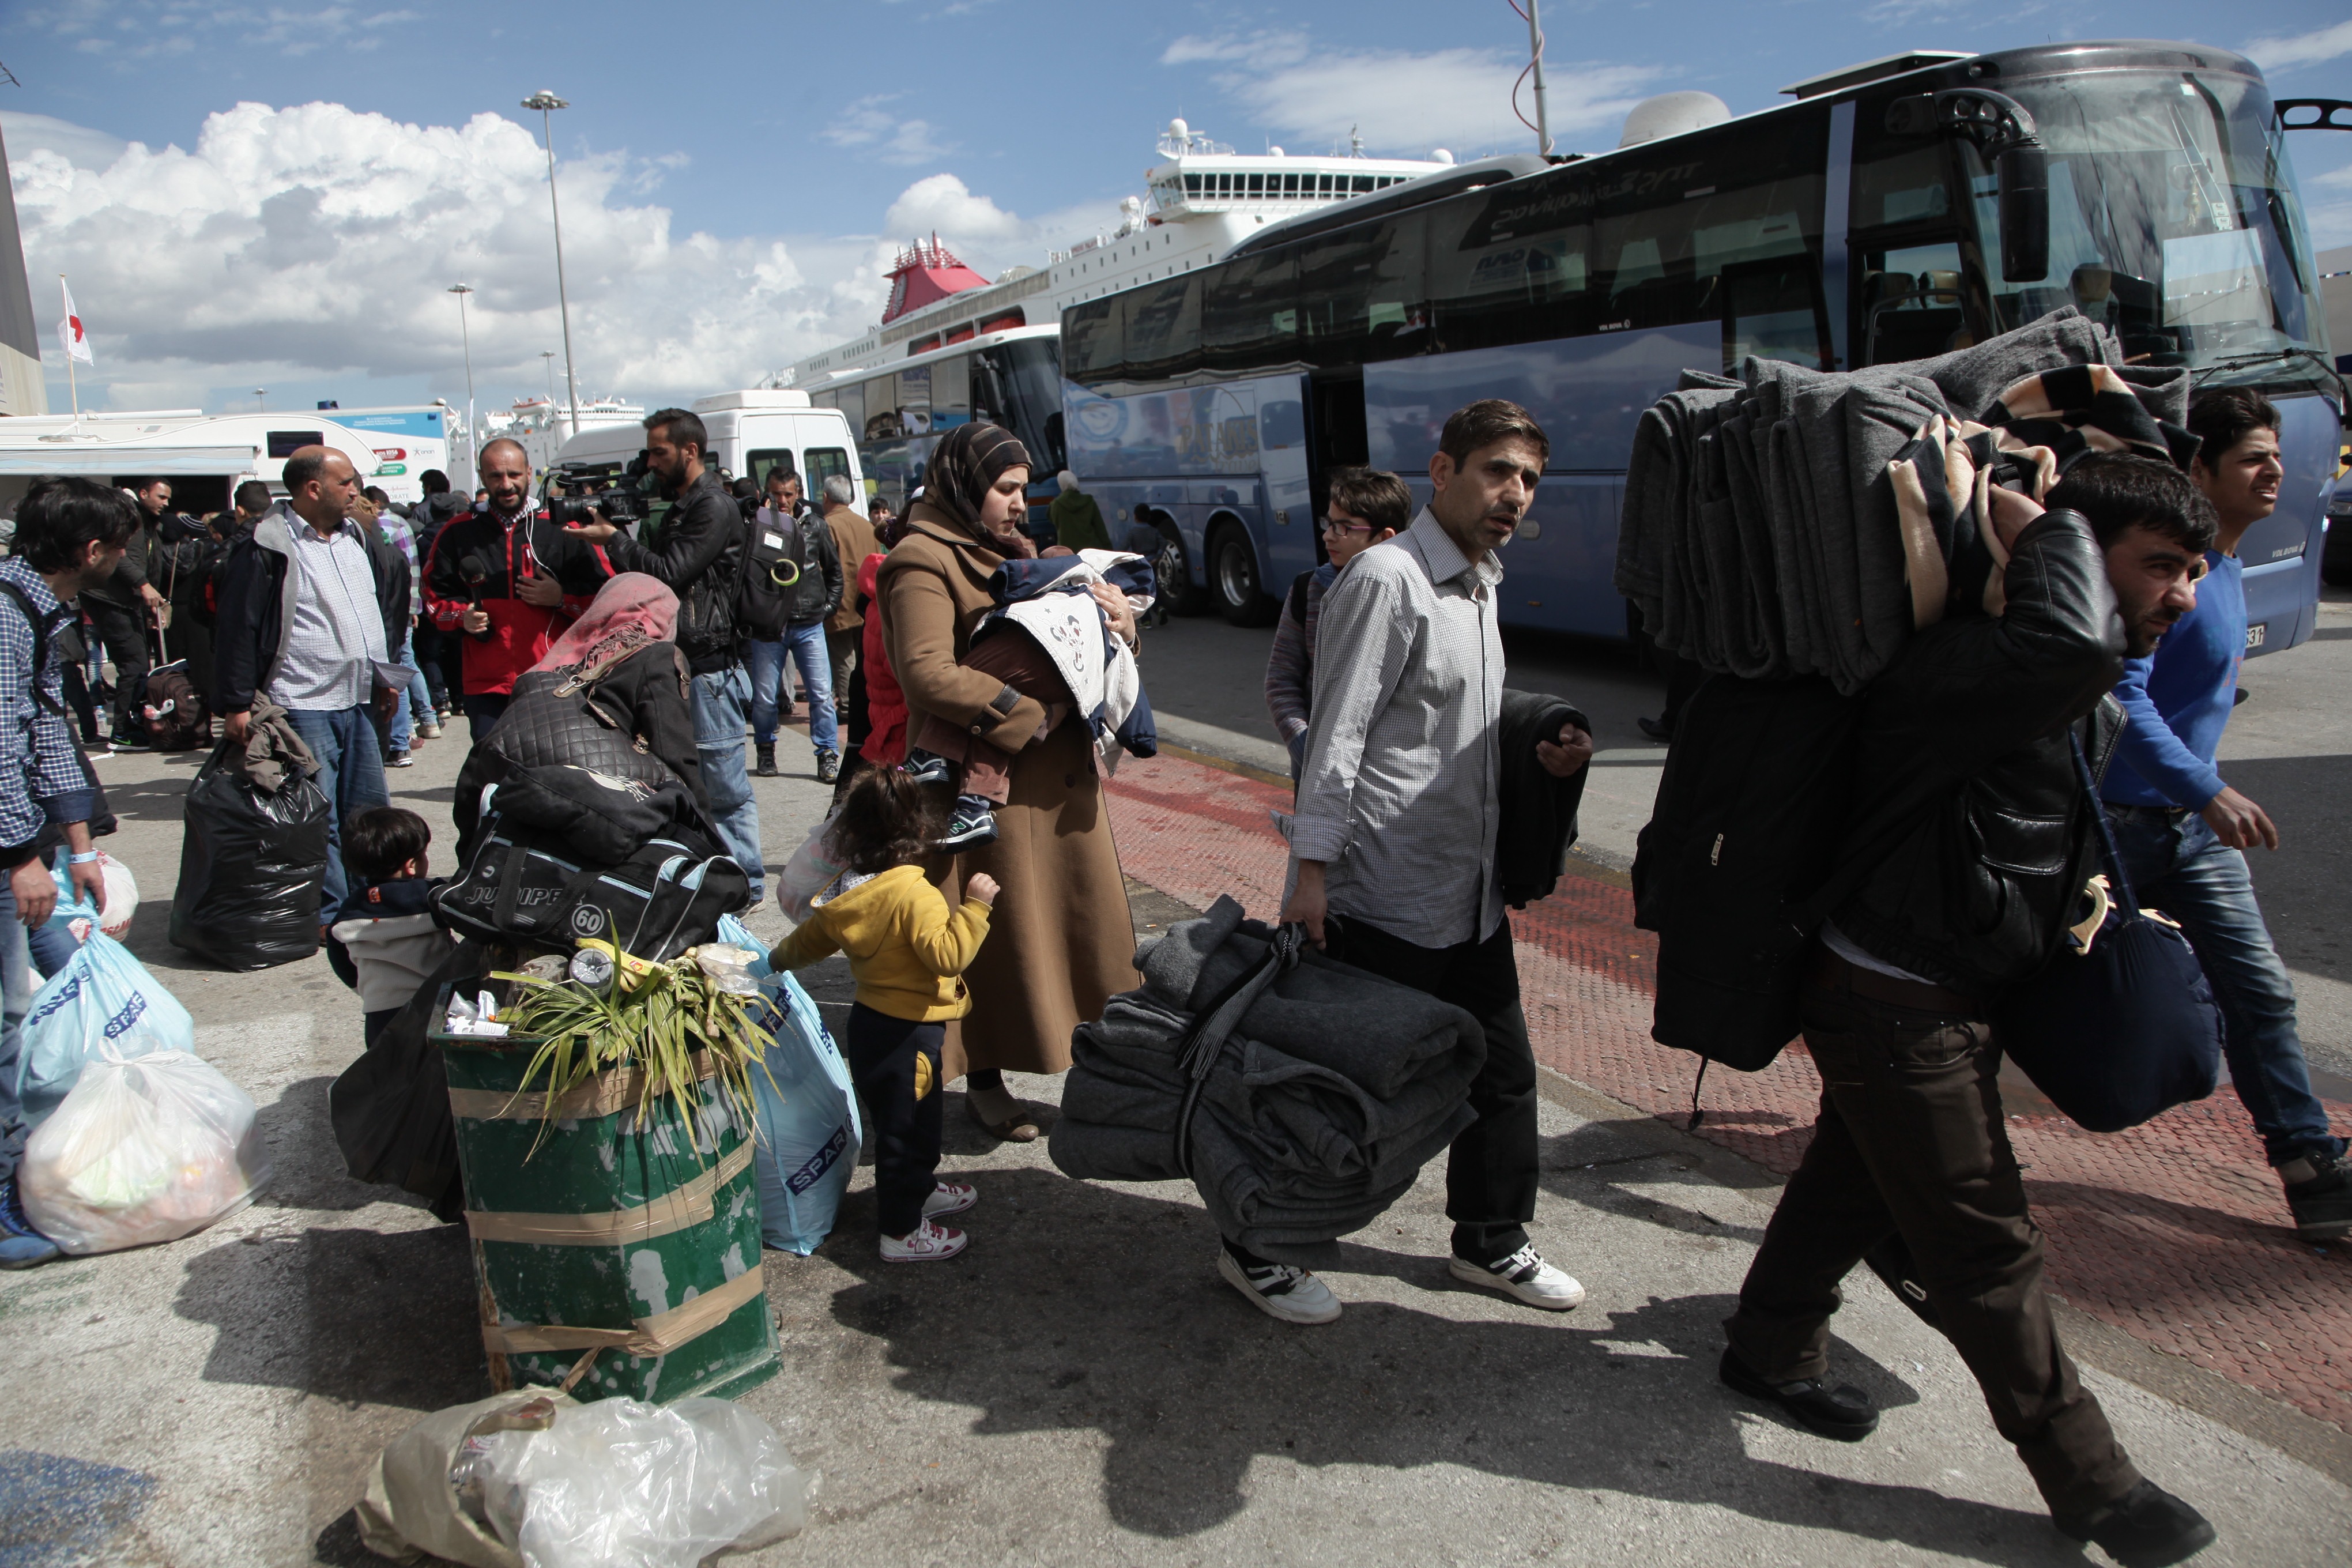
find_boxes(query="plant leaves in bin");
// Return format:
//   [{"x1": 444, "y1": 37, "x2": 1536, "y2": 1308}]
[{"x1": 490, "y1": 931, "x2": 775, "y2": 1158}]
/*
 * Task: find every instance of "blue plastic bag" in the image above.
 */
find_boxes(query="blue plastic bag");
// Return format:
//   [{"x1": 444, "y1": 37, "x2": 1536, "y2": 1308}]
[
  {"x1": 718, "y1": 915, "x2": 860, "y2": 1254},
  {"x1": 13, "y1": 897, "x2": 197, "y2": 1133}
]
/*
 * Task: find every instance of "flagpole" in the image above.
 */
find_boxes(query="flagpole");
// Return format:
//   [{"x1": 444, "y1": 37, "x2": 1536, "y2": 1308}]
[{"x1": 58, "y1": 276, "x2": 80, "y2": 424}]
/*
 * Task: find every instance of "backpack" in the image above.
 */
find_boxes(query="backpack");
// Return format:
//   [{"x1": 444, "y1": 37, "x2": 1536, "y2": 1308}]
[
  {"x1": 431, "y1": 804, "x2": 749, "y2": 959},
  {"x1": 0, "y1": 577, "x2": 117, "y2": 840},
  {"x1": 1631, "y1": 672, "x2": 1860, "y2": 1074},
  {"x1": 140, "y1": 659, "x2": 212, "y2": 751},
  {"x1": 732, "y1": 507, "x2": 804, "y2": 640}
]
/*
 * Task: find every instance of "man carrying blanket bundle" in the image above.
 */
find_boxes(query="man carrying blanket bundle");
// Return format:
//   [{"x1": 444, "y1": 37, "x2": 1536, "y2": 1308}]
[{"x1": 1265, "y1": 398, "x2": 1595, "y2": 1326}]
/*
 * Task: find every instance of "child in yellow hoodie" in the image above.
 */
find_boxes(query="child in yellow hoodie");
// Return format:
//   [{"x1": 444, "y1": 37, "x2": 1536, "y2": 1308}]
[{"x1": 770, "y1": 767, "x2": 998, "y2": 1261}]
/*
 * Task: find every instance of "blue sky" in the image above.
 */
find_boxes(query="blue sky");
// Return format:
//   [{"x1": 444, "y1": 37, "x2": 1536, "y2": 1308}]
[{"x1": 4, "y1": 0, "x2": 2349, "y2": 420}]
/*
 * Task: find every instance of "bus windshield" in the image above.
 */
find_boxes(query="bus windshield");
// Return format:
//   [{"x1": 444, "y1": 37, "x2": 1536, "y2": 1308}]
[{"x1": 1972, "y1": 70, "x2": 2332, "y2": 394}]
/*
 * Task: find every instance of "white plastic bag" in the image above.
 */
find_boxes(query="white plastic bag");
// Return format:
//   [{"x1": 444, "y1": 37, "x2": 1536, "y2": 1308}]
[
  {"x1": 719, "y1": 914, "x2": 858, "y2": 1255},
  {"x1": 18, "y1": 1047, "x2": 271, "y2": 1254},
  {"x1": 48, "y1": 851, "x2": 139, "y2": 941},
  {"x1": 14, "y1": 903, "x2": 197, "y2": 1130},
  {"x1": 454, "y1": 1396, "x2": 812, "y2": 1568},
  {"x1": 774, "y1": 808, "x2": 846, "y2": 924}
]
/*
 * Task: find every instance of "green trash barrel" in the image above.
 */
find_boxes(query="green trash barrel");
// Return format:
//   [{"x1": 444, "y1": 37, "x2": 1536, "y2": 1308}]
[{"x1": 439, "y1": 1033, "x2": 779, "y2": 1404}]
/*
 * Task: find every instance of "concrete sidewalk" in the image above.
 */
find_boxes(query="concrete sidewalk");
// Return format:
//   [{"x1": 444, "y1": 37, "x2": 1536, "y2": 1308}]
[{"x1": 1, "y1": 728, "x2": 2345, "y2": 1566}]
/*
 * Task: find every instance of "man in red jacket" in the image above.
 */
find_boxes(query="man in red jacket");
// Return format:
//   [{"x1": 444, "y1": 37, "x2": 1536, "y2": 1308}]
[{"x1": 420, "y1": 439, "x2": 612, "y2": 738}]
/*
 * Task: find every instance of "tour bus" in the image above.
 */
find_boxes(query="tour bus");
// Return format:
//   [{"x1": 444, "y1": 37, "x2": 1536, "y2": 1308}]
[
  {"x1": 549, "y1": 389, "x2": 866, "y2": 535},
  {"x1": 797, "y1": 323, "x2": 1069, "y2": 539},
  {"x1": 1058, "y1": 41, "x2": 2344, "y2": 648}
]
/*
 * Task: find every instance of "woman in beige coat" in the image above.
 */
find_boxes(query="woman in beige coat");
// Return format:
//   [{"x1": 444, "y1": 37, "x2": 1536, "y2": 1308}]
[{"x1": 875, "y1": 423, "x2": 1140, "y2": 1139}]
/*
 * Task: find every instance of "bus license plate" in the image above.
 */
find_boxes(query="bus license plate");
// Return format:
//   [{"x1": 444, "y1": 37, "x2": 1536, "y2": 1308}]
[{"x1": 2246, "y1": 623, "x2": 2267, "y2": 650}]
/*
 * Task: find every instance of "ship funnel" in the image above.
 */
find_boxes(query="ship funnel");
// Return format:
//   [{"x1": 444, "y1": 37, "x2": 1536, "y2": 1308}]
[{"x1": 1618, "y1": 91, "x2": 1731, "y2": 148}]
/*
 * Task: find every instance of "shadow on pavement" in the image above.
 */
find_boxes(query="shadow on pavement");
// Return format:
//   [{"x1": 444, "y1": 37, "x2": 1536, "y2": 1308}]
[
  {"x1": 803, "y1": 1167, "x2": 2071, "y2": 1562},
  {"x1": 174, "y1": 1222, "x2": 480, "y2": 1414}
]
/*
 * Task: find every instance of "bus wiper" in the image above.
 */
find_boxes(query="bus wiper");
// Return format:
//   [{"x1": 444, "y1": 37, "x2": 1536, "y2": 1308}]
[{"x1": 2191, "y1": 346, "x2": 2348, "y2": 405}]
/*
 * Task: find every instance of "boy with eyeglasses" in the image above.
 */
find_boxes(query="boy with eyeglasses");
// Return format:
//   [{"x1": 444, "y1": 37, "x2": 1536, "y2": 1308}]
[
  {"x1": 1264, "y1": 468, "x2": 1410, "y2": 781},
  {"x1": 2100, "y1": 386, "x2": 2347, "y2": 1241}
]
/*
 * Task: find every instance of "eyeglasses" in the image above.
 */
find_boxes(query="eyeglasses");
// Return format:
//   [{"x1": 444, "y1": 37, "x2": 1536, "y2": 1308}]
[{"x1": 1322, "y1": 516, "x2": 1374, "y2": 536}]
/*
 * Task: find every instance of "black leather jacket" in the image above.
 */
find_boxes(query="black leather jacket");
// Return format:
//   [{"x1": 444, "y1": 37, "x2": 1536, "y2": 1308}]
[
  {"x1": 600, "y1": 471, "x2": 742, "y2": 674},
  {"x1": 1825, "y1": 510, "x2": 2126, "y2": 999}
]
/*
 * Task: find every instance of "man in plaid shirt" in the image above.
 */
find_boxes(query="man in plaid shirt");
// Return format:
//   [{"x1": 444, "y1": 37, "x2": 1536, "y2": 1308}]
[{"x1": 0, "y1": 476, "x2": 137, "y2": 1269}]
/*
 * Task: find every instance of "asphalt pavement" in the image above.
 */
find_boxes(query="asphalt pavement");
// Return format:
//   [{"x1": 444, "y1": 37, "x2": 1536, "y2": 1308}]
[{"x1": 2, "y1": 595, "x2": 2348, "y2": 1565}]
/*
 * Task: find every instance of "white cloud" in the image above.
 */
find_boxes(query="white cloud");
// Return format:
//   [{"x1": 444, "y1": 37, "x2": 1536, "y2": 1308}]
[
  {"x1": 820, "y1": 95, "x2": 958, "y2": 165},
  {"x1": 1166, "y1": 32, "x2": 1661, "y2": 157},
  {"x1": 24, "y1": 0, "x2": 422, "y2": 63},
  {"x1": 883, "y1": 174, "x2": 1027, "y2": 246},
  {"x1": 5, "y1": 101, "x2": 1031, "y2": 404},
  {"x1": 0, "y1": 110, "x2": 130, "y2": 172},
  {"x1": 2242, "y1": 18, "x2": 2352, "y2": 72}
]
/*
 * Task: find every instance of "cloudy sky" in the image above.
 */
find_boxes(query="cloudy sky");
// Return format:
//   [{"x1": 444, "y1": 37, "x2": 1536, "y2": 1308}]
[{"x1": 5, "y1": 1, "x2": 2350, "y2": 420}]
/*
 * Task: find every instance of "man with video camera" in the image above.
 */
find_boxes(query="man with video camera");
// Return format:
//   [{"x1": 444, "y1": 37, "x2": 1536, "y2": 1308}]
[
  {"x1": 560, "y1": 408, "x2": 766, "y2": 905},
  {"x1": 419, "y1": 438, "x2": 615, "y2": 741}
]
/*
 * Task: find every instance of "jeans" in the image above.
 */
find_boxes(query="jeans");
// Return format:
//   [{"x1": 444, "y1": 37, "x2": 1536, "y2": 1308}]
[
  {"x1": 1725, "y1": 952, "x2": 2139, "y2": 1519},
  {"x1": 1324, "y1": 912, "x2": 1539, "y2": 1265},
  {"x1": 0, "y1": 879, "x2": 33, "y2": 1182},
  {"x1": 283, "y1": 706, "x2": 391, "y2": 919},
  {"x1": 744, "y1": 621, "x2": 837, "y2": 754},
  {"x1": 389, "y1": 640, "x2": 432, "y2": 753},
  {"x1": 846, "y1": 1003, "x2": 945, "y2": 1237},
  {"x1": 2104, "y1": 804, "x2": 2345, "y2": 1166},
  {"x1": 691, "y1": 666, "x2": 765, "y2": 902}
]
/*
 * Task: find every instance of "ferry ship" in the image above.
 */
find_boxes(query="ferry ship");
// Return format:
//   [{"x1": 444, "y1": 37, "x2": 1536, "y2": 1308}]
[{"x1": 784, "y1": 122, "x2": 1450, "y2": 389}]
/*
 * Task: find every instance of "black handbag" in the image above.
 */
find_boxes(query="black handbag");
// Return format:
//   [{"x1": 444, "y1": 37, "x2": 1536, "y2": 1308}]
[{"x1": 1991, "y1": 733, "x2": 2224, "y2": 1133}]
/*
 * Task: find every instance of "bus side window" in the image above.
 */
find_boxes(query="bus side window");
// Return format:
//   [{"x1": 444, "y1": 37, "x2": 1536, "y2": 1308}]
[
  {"x1": 1426, "y1": 175, "x2": 1592, "y2": 353},
  {"x1": 1722, "y1": 259, "x2": 1831, "y2": 371},
  {"x1": 1859, "y1": 241, "x2": 1973, "y2": 364}
]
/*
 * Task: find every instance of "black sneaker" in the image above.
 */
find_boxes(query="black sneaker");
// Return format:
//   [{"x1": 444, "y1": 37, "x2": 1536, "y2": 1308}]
[
  {"x1": 934, "y1": 796, "x2": 999, "y2": 850},
  {"x1": 107, "y1": 736, "x2": 150, "y2": 755},
  {"x1": 1718, "y1": 1347, "x2": 1878, "y2": 1441},
  {"x1": 2282, "y1": 1150, "x2": 2352, "y2": 1241},
  {"x1": 817, "y1": 748, "x2": 842, "y2": 785},
  {"x1": 902, "y1": 751, "x2": 953, "y2": 789},
  {"x1": 754, "y1": 742, "x2": 778, "y2": 778},
  {"x1": 386, "y1": 749, "x2": 414, "y2": 769},
  {"x1": 0, "y1": 1175, "x2": 61, "y2": 1269},
  {"x1": 2054, "y1": 1480, "x2": 2215, "y2": 1567}
]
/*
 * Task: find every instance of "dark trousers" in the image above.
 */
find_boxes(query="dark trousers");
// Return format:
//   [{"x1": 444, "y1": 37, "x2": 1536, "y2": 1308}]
[
  {"x1": 59, "y1": 661, "x2": 101, "y2": 747},
  {"x1": 363, "y1": 1008, "x2": 399, "y2": 1048},
  {"x1": 1724, "y1": 951, "x2": 2140, "y2": 1518},
  {"x1": 412, "y1": 625, "x2": 451, "y2": 710},
  {"x1": 85, "y1": 600, "x2": 149, "y2": 740},
  {"x1": 846, "y1": 1002, "x2": 945, "y2": 1238},
  {"x1": 462, "y1": 693, "x2": 510, "y2": 744},
  {"x1": 1327, "y1": 912, "x2": 1539, "y2": 1265}
]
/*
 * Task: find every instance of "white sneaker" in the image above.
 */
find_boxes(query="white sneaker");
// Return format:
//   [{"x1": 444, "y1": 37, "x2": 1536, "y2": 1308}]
[
  {"x1": 923, "y1": 1181, "x2": 977, "y2": 1219},
  {"x1": 1217, "y1": 1247, "x2": 1341, "y2": 1325},
  {"x1": 880, "y1": 1218, "x2": 967, "y2": 1261},
  {"x1": 1450, "y1": 1245, "x2": 1585, "y2": 1310}
]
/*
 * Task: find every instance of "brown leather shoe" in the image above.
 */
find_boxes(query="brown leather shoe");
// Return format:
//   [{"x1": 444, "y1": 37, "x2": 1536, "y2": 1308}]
[{"x1": 966, "y1": 1096, "x2": 1041, "y2": 1143}]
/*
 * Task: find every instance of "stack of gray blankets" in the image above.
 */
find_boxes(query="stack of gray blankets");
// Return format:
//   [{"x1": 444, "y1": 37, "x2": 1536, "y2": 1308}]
[
  {"x1": 1050, "y1": 896, "x2": 1485, "y2": 1266},
  {"x1": 1615, "y1": 307, "x2": 2193, "y2": 695}
]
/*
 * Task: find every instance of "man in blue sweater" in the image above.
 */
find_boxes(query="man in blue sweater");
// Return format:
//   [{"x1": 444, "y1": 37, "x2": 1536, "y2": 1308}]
[{"x1": 2101, "y1": 387, "x2": 2346, "y2": 1239}]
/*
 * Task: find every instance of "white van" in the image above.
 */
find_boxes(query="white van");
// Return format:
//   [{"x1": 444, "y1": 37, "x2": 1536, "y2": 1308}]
[{"x1": 551, "y1": 390, "x2": 865, "y2": 514}]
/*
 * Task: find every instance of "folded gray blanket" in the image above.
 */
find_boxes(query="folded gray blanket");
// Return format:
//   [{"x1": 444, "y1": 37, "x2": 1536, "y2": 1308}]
[
  {"x1": 1616, "y1": 308, "x2": 2192, "y2": 695},
  {"x1": 1049, "y1": 897, "x2": 1485, "y2": 1266}
]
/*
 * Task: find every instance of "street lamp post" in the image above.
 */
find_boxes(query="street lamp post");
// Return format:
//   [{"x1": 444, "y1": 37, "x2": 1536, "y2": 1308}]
[
  {"x1": 447, "y1": 284, "x2": 477, "y2": 478},
  {"x1": 254, "y1": 388, "x2": 266, "y2": 413},
  {"x1": 521, "y1": 91, "x2": 582, "y2": 445}
]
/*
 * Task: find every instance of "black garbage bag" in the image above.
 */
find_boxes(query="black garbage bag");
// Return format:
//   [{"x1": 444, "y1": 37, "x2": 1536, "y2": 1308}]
[
  {"x1": 168, "y1": 741, "x2": 332, "y2": 970},
  {"x1": 330, "y1": 938, "x2": 489, "y2": 1220}
]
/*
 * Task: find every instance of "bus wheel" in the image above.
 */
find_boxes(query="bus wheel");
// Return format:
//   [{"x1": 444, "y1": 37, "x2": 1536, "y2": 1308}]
[
  {"x1": 1150, "y1": 515, "x2": 1212, "y2": 617},
  {"x1": 1211, "y1": 524, "x2": 1277, "y2": 627}
]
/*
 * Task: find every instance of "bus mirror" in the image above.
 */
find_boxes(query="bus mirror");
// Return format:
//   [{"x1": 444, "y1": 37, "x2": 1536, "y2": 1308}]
[{"x1": 1997, "y1": 145, "x2": 2050, "y2": 282}]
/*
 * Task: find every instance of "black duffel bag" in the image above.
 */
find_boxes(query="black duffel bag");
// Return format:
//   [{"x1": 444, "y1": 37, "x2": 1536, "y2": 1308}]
[
  {"x1": 1992, "y1": 735, "x2": 2223, "y2": 1133},
  {"x1": 169, "y1": 736, "x2": 331, "y2": 970},
  {"x1": 432, "y1": 789, "x2": 749, "y2": 961}
]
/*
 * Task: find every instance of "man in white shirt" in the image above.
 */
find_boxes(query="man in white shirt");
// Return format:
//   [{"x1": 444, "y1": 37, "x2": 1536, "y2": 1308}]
[{"x1": 1241, "y1": 399, "x2": 1592, "y2": 1326}]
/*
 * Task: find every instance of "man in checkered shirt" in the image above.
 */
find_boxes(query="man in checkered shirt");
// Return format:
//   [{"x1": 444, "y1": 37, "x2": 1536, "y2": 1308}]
[{"x1": 0, "y1": 477, "x2": 137, "y2": 1269}]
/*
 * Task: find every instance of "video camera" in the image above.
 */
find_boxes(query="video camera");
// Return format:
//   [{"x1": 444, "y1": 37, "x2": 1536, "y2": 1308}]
[{"x1": 545, "y1": 450, "x2": 655, "y2": 529}]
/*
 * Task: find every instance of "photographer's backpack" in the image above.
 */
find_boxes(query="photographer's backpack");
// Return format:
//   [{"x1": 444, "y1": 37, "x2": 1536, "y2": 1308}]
[{"x1": 733, "y1": 506, "x2": 803, "y2": 640}]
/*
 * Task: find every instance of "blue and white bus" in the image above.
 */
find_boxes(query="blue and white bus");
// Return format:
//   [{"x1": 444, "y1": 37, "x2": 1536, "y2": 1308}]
[{"x1": 1060, "y1": 41, "x2": 2345, "y2": 651}]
